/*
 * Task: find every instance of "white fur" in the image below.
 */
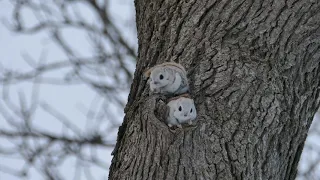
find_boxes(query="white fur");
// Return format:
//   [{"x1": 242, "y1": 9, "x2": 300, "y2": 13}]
[
  {"x1": 167, "y1": 97, "x2": 197, "y2": 127},
  {"x1": 149, "y1": 66, "x2": 188, "y2": 95}
]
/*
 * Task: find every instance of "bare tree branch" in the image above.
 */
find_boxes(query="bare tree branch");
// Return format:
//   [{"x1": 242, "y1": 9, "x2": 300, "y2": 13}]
[{"x1": 0, "y1": 0, "x2": 136, "y2": 179}]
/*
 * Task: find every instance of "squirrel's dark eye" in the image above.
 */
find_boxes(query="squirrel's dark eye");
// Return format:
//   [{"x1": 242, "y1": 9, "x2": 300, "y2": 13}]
[
  {"x1": 159, "y1": 74, "x2": 164, "y2": 80},
  {"x1": 190, "y1": 109, "x2": 193, "y2": 113},
  {"x1": 178, "y1": 106, "x2": 182, "y2": 111}
]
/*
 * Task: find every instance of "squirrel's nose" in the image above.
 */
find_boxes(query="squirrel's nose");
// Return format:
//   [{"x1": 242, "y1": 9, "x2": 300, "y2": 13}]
[
  {"x1": 153, "y1": 81, "x2": 159, "y2": 85},
  {"x1": 184, "y1": 114, "x2": 188, "y2": 117}
]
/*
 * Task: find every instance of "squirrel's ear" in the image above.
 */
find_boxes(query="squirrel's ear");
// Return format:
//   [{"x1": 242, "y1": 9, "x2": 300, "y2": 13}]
[{"x1": 143, "y1": 68, "x2": 152, "y2": 80}]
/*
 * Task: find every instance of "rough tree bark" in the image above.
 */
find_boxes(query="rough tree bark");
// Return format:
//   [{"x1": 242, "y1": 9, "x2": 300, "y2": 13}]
[{"x1": 109, "y1": 0, "x2": 320, "y2": 179}]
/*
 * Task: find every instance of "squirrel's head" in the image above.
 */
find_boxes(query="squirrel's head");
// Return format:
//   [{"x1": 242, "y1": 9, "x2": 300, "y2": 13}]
[
  {"x1": 150, "y1": 67, "x2": 172, "y2": 88},
  {"x1": 172, "y1": 97, "x2": 197, "y2": 122}
]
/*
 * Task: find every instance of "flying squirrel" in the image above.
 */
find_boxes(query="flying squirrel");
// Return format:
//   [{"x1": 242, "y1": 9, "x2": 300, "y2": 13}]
[{"x1": 143, "y1": 62, "x2": 189, "y2": 95}]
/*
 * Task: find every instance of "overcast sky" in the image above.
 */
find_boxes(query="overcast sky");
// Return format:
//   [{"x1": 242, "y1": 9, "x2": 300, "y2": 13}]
[{"x1": 0, "y1": 0, "x2": 135, "y2": 179}]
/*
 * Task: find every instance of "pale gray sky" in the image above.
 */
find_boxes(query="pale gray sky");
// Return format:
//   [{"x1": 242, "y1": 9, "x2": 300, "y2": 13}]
[{"x1": 0, "y1": 0, "x2": 136, "y2": 179}]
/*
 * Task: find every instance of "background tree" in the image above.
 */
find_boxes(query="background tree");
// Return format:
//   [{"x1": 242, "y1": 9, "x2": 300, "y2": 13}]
[
  {"x1": 0, "y1": 0, "x2": 320, "y2": 180},
  {"x1": 0, "y1": 0, "x2": 136, "y2": 179},
  {"x1": 109, "y1": 0, "x2": 320, "y2": 179}
]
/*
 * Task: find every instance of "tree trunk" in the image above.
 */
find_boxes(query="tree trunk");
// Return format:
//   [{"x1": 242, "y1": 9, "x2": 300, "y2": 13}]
[{"x1": 109, "y1": 0, "x2": 320, "y2": 179}]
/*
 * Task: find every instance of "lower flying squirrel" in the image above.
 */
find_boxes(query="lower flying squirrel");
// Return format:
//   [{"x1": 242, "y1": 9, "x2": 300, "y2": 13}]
[{"x1": 166, "y1": 95, "x2": 197, "y2": 128}]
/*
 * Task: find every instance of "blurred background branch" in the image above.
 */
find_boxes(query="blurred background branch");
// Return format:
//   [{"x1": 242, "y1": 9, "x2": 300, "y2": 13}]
[{"x1": 0, "y1": 0, "x2": 136, "y2": 179}]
